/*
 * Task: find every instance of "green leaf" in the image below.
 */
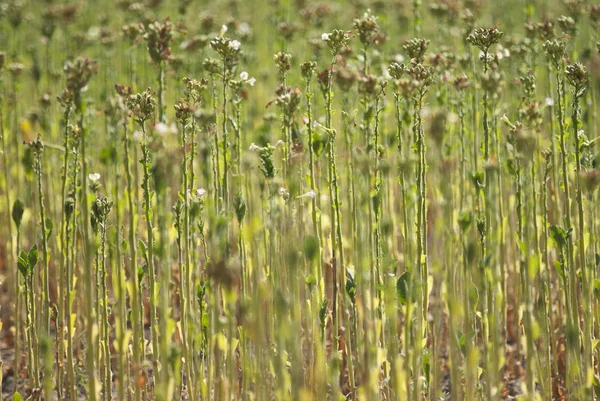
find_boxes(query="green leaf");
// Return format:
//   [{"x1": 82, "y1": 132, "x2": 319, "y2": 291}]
[
  {"x1": 12, "y1": 199, "x2": 25, "y2": 228},
  {"x1": 550, "y1": 225, "x2": 568, "y2": 249},
  {"x1": 138, "y1": 264, "x2": 148, "y2": 283},
  {"x1": 303, "y1": 236, "x2": 319, "y2": 262},
  {"x1": 593, "y1": 374, "x2": 600, "y2": 398},
  {"x1": 468, "y1": 282, "x2": 479, "y2": 309},
  {"x1": 554, "y1": 259, "x2": 565, "y2": 282},
  {"x1": 396, "y1": 271, "x2": 411, "y2": 306},
  {"x1": 422, "y1": 347, "x2": 431, "y2": 379},
  {"x1": 345, "y1": 275, "x2": 356, "y2": 304},
  {"x1": 28, "y1": 244, "x2": 38, "y2": 269},
  {"x1": 458, "y1": 211, "x2": 472, "y2": 232},
  {"x1": 318, "y1": 299, "x2": 329, "y2": 329},
  {"x1": 459, "y1": 330, "x2": 475, "y2": 355},
  {"x1": 17, "y1": 252, "x2": 29, "y2": 278},
  {"x1": 13, "y1": 392, "x2": 23, "y2": 401},
  {"x1": 593, "y1": 279, "x2": 600, "y2": 294},
  {"x1": 45, "y1": 218, "x2": 53, "y2": 239},
  {"x1": 138, "y1": 239, "x2": 148, "y2": 262},
  {"x1": 470, "y1": 171, "x2": 485, "y2": 191}
]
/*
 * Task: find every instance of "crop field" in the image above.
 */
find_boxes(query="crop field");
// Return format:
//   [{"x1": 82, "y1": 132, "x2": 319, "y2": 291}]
[{"x1": 0, "y1": 0, "x2": 599, "y2": 400}]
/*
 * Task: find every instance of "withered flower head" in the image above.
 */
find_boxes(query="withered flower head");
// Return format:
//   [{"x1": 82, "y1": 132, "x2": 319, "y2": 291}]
[
  {"x1": 358, "y1": 74, "x2": 386, "y2": 97},
  {"x1": 388, "y1": 62, "x2": 407, "y2": 80},
  {"x1": 519, "y1": 74, "x2": 536, "y2": 99},
  {"x1": 403, "y1": 38, "x2": 430, "y2": 60},
  {"x1": 210, "y1": 36, "x2": 241, "y2": 71},
  {"x1": 565, "y1": 62, "x2": 589, "y2": 98},
  {"x1": 64, "y1": 57, "x2": 99, "y2": 99},
  {"x1": 557, "y1": 15, "x2": 576, "y2": 35},
  {"x1": 453, "y1": 73, "x2": 471, "y2": 91},
  {"x1": 115, "y1": 83, "x2": 133, "y2": 98},
  {"x1": 322, "y1": 29, "x2": 352, "y2": 56},
  {"x1": 274, "y1": 52, "x2": 292, "y2": 76},
  {"x1": 353, "y1": 10, "x2": 380, "y2": 47},
  {"x1": 536, "y1": 21, "x2": 556, "y2": 41},
  {"x1": 142, "y1": 18, "x2": 174, "y2": 64},
  {"x1": 57, "y1": 88, "x2": 74, "y2": 109},
  {"x1": 127, "y1": 88, "x2": 156, "y2": 124},
  {"x1": 183, "y1": 77, "x2": 208, "y2": 103},
  {"x1": 406, "y1": 60, "x2": 434, "y2": 91},
  {"x1": 6, "y1": 0, "x2": 26, "y2": 29},
  {"x1": 543, "y1": 39, "x2": 566, "y2": 69},
  {"x1": 8, "y1": 62, "x2": 24, "y2": 77},
  {"x1": 300, "y1": 61, "x2": 317, "y2": 81},
  {"x1": 563, "y1": 0, "x2": 586, "y2": 21},
  {"x1": 277, "y1": 22, "x2": 299, "y2": 41},
  {"x1": 174, "y1": 98, "x2": 194, "y2": 122},
  {"x1": 202, "y1": 57, "x2": 221, "y2": 75},
  {"x1": 122, "y1": 23, "x2": 142, "y2": 45},
  {"x1": 467, "y1": 26, "x2": 504, "y2": 52}
]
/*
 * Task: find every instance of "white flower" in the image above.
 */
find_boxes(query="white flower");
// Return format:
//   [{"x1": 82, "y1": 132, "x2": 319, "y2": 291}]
[
  {"x1": 238, "y1": 22, "x2": 250, "y2": 35},
  {"x1": 382, "y1": 68, "x2": 392, "y2": 81},
  {"x1": 221, "y1": 25, "x2": 228, "y2": 33},
  {"x1": 247, "y1": 77, "x2": 256, "y2": 86},
  {"x1": 240, "y1": 71, "x2": 249, "y2": 80},
  {"x1": 278, "y1": 187, "x2": 288, "y2": 197},
  {"x1": 249, "y1": 143, "x2": 261, "y2": 151},
  {"x1": 274, "y1": 140, "x2": 284, "y2": 148},
  {"x1": 545, "y1": 97, "x2": 555, "y2": 107},
  {"x1": 394, "y1": 54, "x2": 405, "y2": 63},
  {"x1": 297, "y1": 190, "x2": 316, "y2": 199},
  {"x1": 132, "y1": 130, "x2": 143, "y2": 142},
  {"x1": 89, "y1": 173, "x2": 101, "y2": 182},
  {"x1": 229, "y1": 40, "x2": 241, "y2": 51},
  {"x1": 196, "y1": 188, "x2": 207, "y2": 198},
  {"x1": 321, "y1": 33, "x2": 329, "y2": 41},
  {"x1": 87, "y1": 26, "x2": 100, "y2": 40},
  {"x1": 155, "y1": 122, "x2": 169, "y2": 135}
]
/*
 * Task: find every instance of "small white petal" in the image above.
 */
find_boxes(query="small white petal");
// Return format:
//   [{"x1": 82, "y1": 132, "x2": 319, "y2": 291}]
[
  {"x1": 240, "y1": 71, "x2": 249, "y2": 80},
  {"x1": 155, "y1": 122, "x2": 169, "y2": 135},
  {"x1": 238, "y1": 22, "x2": 250, "y2": 34},
  {"x1": 229, "y1": 40, "x2": 241, "y2": 50},
  {"x1": 221, "y1": 25, "x2": 228, "y2": 33},
  {"x1": 249, "y1": 143, "x2": 260, "y2": 151},
  {"x1": 89, "y1": 173, "x2": 101, "y2": 182},
  {"x1": 297, "y1": 190, "x2": 316, "y2": 199},
  {"x1": 247, "y1": 77, "x2": 256, "y2": 86},
  {"x1": 133, "y1": 130, "x2": 143, "y2": 141},
  {"x1": 545, "y1": 97, "x2": 555, "y2": 107},
  {"x1": 321, "y1": 33, "x2": 329, "y2": 41},
  {"x1": 196, "y1": 188, "x2": 207, "y2": 198}
]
